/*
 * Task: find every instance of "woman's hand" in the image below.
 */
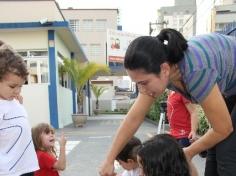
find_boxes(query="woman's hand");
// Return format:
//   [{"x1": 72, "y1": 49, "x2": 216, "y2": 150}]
[
  {"x1": 188, "y1": 131, "x2": 198, "y2": 143},
  {"x1": 183, "y1": 147, "x2": 198, "y2": 176},
  {"x1": 183, "y1": 146, "x2": 195, "y2": 161},
  {"x1": 99, "y1": 160, "x2": 116, "y2": 176}
]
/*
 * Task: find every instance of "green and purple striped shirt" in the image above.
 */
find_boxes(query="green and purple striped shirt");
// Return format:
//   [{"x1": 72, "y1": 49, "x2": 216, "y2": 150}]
[{"x1": 169, "y1": 33, "x2": 236, "y2": 103}]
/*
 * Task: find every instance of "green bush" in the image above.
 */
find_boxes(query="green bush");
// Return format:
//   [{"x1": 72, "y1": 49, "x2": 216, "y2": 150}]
[
  {"x1": 147, "y1": 91, "x2": 168, "y2": 122},
  {"x1": 197, "y1": 107, "x2": 210, "y2": 136}
]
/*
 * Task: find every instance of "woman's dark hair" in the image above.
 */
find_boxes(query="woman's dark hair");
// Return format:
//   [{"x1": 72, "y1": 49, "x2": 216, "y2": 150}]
[
  {"x1": 138, "y1": 134, "x2": 190, "y2": 176},
  {"x1": 116, "y1": 136, "x2": 141, "y2": 162},
  {"x1": 124, "y1": 28, "x2": 188, "y2": 75}
]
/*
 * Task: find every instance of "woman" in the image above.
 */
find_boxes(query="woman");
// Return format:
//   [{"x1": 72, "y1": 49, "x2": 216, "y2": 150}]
[{"x1": 99, "y1": 29, "x2": 236, "y2": 176}]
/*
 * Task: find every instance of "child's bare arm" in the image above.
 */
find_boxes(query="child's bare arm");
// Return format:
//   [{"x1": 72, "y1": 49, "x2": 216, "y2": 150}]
[{"x1": 53, "y1": 133, "x2": 67, "y2": 170}]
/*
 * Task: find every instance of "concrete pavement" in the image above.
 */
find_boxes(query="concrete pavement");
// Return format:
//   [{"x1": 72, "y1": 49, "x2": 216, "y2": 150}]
[{"x1": 55, "y1": 115, "x2": 205, "y2": 176}]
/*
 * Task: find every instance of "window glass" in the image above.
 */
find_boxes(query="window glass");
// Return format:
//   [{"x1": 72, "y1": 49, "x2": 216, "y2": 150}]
[
  {"x1": 95, "y1": 19, "x2": 107, "y2": 31},
  {"x1": 40, "y1": 60, "x2": 49, "y2": 83},
  {"x1": 81, "y1": 19, "x2": 93, "y2": 31},
  {"x1": 19, "y1": 50, "x2": 49, "y2": 84},
  {"x1": 90, "y1": 44, "x2": 103, "y2": 59},
  {"x1": 69, "y1": 19, "x2": 79, "y2": 32}
]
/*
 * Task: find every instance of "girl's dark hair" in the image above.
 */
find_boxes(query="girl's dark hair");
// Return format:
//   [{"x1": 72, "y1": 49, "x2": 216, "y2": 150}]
[
  {"x1": 116, "y1": 136, "x2": 141, "y2": 162},
  {"x1": 124, "y1": 28, "x2": 188, "y2": 75},
  {"x1": 32, "y1": 123, "x2": 56, "y2": 155},
  {"x1": 138, "y1": 134, "x2": 190, "y2": 176},
  {"x1": 0, "y1": 40, "x2": 28, "y2": 81}
]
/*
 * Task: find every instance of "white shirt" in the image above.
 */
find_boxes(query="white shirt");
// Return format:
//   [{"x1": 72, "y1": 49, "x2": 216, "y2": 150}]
[
  {"x1": 0, "y1": 99, "x2": 39, "y2": 176},
  {"x1": 121, "y1": 167, "x2": 142, "y2": 176}
]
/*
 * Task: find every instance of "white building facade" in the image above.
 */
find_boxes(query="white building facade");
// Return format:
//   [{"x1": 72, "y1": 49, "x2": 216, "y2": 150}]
[{"x1": 0, "y1": 0, "x2": 87, "y2": 128}]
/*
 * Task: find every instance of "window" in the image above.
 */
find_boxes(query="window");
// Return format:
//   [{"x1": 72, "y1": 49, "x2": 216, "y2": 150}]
[
  {"x1": 81, "y1": 19, "x2": 93, "y2": 31},
  {"x1": 57, "y1": 53, "x2": 71, "y2": 89},
  {"x1": 69, "y1": 19, "x2": 79, "y2": 32},
  {"x1": 40, "y1": 60, "x2": 49, "y2": 83},
  {"x1": 18, "y1": 51, "x2": 27, "y2": 57},
  {"x1": 95, "y1": 19, "x2": 107, "y2": 31},
  {"x1": 90, "y1": 44, "x2": 102, "y2": 58},
  {"x1": 18, "y1": 50, "x2": 49, "y2": 84}
]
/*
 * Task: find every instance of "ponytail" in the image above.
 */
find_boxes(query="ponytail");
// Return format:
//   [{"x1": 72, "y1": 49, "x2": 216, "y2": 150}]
[{"x1": 157, "y1": 28, "x2": 188, "y2": 64}]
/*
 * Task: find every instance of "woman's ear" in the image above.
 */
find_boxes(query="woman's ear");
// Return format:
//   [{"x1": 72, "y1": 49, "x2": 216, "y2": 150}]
[{"x1": 160, "y1": 62, "x2": 171, "y2": 77}]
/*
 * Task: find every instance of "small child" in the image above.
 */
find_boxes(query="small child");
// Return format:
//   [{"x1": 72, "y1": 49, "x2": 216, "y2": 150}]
[
  {"x1": 116, "y1": 136, "x2": 142, "y2": 176},
  {"x1": 0, "y1": 40, "x2": 39, "y2": 175},
  {"x1": 32, "y1": 123, "x2": 67, "y2": 176},
  {"x1": 137, "y1": 134, "x2": 198, "y2": 176}
]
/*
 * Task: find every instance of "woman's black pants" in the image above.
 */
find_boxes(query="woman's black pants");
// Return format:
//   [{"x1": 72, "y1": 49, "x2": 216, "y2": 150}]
[{"x1": 204, "y1": 95, "x2": 236, "y2": 176}]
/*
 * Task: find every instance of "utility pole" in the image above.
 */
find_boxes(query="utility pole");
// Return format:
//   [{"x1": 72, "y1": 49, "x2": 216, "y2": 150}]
[{"x1": 149, "y1": 21, "x2": 167, "y2": 36}]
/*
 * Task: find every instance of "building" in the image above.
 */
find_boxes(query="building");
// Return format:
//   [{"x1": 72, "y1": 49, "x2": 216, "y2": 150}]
[
  {"x1": 212, "y1": 3, "x2": 236, "y2": 32},
  {"x1": 61, "y1": 8, "x2": 120, "y2": 65},
  {"x1": 155, "y1": 0, "x2": 196, "y2": 39},
  {"x1": 0, "y1": 0, "x2": 87, "y2": 128},
  {"x1": 62, "y1": 8, "x2": 134, "y2": 114},
  {"x1": 195, "y1": 0, "x2": 236, "y2": 34}
]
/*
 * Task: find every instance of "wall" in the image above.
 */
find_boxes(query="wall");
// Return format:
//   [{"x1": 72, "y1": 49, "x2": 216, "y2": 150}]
[
  {"x1": 0, "y1": 1, "x2": 64, "y2": 23},
  {"x1": 55, "y1": 33, "x2": 74, "y2": 127},
  {"x1": 58, "y1": 86, "x2": 73, "y2": 127},
  {"x1": 21, "y1": 84, "x2": 50, "y2": 126},
  {"x1": 0, "y1": 31, "x2": 48, "y2": 50}
]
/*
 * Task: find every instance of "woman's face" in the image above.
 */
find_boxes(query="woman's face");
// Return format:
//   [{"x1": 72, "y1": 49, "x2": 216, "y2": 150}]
[{"x1": 126, "y1": 63, "x2": 170, "y2": 98}]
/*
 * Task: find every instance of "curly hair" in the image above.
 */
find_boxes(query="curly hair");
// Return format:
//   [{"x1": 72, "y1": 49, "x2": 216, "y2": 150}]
[
  {"x1": 138, "y1": 134, "x2": 190, "y2": 176},
  {"x1": 0, "y1": 40, "x2": 28, "y2": 81},
  {"x1": 31, "y1": 123, "x2": 56, "y2": 155}
]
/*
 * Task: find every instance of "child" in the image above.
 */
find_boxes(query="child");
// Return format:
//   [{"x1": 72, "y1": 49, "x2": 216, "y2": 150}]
[
  {"x1": 32, "y1": 123, "x2": 67, "y2": 176},
  {"x1": 116, "y1": 136, "x2": 142, "y2": 176},
  {"x1": 0, "y1": 40, "x2": 39, "y2": 176},
  {"x1": 137, "y1": 134, "x2": 198, "y2": 176}
]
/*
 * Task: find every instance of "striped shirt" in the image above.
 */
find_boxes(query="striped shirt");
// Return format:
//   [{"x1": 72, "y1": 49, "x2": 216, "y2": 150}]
[{"x1": 169, "y1": 33, "x2": 236, "y2": 103}]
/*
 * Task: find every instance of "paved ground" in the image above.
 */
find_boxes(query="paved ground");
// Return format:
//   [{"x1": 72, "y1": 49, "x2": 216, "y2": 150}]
[{"x1": 55, "y1": 115, "x2": 205, "y2": 176}]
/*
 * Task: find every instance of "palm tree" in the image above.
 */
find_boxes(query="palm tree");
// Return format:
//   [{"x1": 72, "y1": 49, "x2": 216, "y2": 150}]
[
  {"x1": 62, "y1": 58, "x2": 110, "y2": 114},
  {"x1": 91, "y1": 84, "x2": 108, "y2": 112}
]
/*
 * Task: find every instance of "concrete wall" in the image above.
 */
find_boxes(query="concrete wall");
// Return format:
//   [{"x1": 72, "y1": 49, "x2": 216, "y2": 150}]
[
  {"x1": 0, "y1": 31, "x2": 48, "y2": 50},
  {"x1": 58, "y1": 86, "x2": 73, "y2": 128},
  {"x1": 21, "y1": 84, "x2": 50, "y2": 126},
  {"x1": 90, "y1": 83, "x2": 114, "y2": 112},
  {"x1": 0, "y1": 1, "x2": 64, "y2": 23},
  {"x1": 55, "y1": 33, "x2": 71, "y2": 58}
]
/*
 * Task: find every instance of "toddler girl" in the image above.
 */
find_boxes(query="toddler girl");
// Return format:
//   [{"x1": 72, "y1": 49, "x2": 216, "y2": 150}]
[{"x1": 32, "y1": 123, "x2": 66, "y2": 176}]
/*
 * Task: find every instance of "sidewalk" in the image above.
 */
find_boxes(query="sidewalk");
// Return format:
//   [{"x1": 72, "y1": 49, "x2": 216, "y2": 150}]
[{"x1": 56, "y1": 115, "x2": 205, "y2": 176}]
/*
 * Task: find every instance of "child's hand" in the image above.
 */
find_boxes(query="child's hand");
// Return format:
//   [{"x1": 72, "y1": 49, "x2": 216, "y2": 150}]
[
  {"x1": 58, "y1": 133, "x2": 67, "y2": 147},
  {"x1": 14, "y1": 95, "x2": 23, "y2": 104}
]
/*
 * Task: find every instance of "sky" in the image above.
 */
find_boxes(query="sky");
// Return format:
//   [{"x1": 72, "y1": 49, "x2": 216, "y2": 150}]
[{"x1": 56, "y1": 0, "x2": 174, "y2": 35}]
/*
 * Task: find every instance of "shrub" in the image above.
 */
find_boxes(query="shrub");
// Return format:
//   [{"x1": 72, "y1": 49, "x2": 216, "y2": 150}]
[
  {"x1": 147, "y1": 91, "x2": 168, "y2": 122},
  {"x1": 197, "y1": 107, "x2": 210, "y2": 136}
]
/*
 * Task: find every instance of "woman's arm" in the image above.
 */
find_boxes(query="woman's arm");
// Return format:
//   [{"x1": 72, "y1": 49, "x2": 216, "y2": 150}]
[
  {"x1": 185, "y1": 103, "x2": 198, "y2": 142},
  {"x1": 99, "y1": 93, "x2": 155, "y2": 176},
  {"x1": 184, "y1": 84, "x2": 233, "y2": 159}
]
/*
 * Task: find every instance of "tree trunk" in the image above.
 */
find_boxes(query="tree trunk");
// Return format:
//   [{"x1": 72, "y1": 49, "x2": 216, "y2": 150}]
[{"x1": 96, "y1": 99, "x2": 99, "y2": 110}]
